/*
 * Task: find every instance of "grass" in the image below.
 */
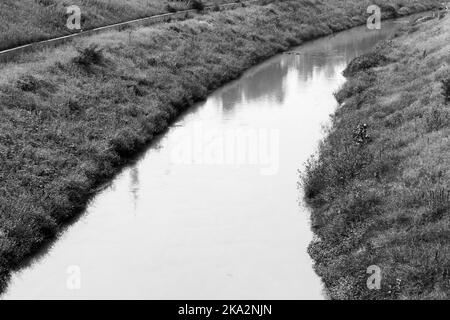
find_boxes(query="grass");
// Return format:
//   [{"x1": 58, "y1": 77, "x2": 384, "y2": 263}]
[
  {"x1": 301, "y1": 12, "x2": 450, "y2": 299},
  {"x1": 0, "y1": 0, "x2": 227, "y2": 51},
  {"x1": 0, "y1": 0, "x2": 439, "y2": 294}
]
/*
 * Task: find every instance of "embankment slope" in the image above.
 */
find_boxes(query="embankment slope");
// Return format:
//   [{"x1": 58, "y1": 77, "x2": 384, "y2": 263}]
[{"x1": 303, "y1": 13, "x2": 450, "y2": 299}]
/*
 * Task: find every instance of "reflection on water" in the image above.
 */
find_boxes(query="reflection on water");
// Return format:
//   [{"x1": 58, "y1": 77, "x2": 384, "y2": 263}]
[
  {"x1": 3, "y1": 19, "x2": 406, "y2": 300},
  {"x1": 130, "y1": 167, "x2": 140, "y2": 212},
  {"x1": 214, "y1": 19, "x2": 401, "y2": 117}
]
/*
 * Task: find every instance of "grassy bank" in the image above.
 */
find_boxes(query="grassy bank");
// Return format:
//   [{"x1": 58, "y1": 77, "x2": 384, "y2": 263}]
[
  {"x1": 302, "y1": 13, "x2": 450, "y2": 299},
  {"x1": 0, "y1": 0, "x2": 439, "y2": 293},
  {"x1": 0, "y1": 0, "x2": 226, "y2": 51}
]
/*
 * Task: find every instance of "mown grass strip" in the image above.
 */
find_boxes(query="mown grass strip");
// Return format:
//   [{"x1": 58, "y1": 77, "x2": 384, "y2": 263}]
[
  {"x1": 0, "y1": 0, "x2": 263, "y2": 62},
  {"x1": 0, "y1": 0, "x2": 240, "y2": 51}
]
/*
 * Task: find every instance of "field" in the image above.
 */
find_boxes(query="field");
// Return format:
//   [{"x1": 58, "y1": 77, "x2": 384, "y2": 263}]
[
  {"x1": 0, "y1": 0, "x2": 225, "y2": 51},
  {"x1": 302, "y1": 13, "x2": 450, "y2": 299},
  {"x1": 0, "y1": 0, "x2": 440, "y2": 293}
]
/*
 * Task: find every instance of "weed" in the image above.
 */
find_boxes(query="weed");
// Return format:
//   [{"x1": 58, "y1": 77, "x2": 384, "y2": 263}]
[
  {"x1": 73, "y1": 44, "x2": 105, "y2": 67},
  {"x1": 424, "y1": 107, "x2": 449, "y2": 132},
  {"x1": 191, "y1": 0, "x2": 205, "y2": 11},
  {"x1": 441, "y1": 78, "x2": 450, "y2": 102},
  {"x1": 166, "y1": 4, "x2": 178, "y2": 13}
]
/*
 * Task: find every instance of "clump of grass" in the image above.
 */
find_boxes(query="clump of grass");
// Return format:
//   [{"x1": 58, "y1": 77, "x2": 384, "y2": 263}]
[
  {"x1": 36, "y1": 0, "x2": 55, "y2": 6},
  {"x1": 166, "y1": 4, "x2": 178, "y2": 13},
  {"x1": 343, "y1": 52, "x2": 388, "y2": 77},
  {"x1": 72, "y1": 44, "x2": 105, "y2": 67},
  {"x1": 110, "y1": 128, "x2": 145, "y2": 156},
  {"x1": 191, "y1": 0, "x2": 205, "y2": 11},
  {"x1": 16, "y1": 74, "x2": 43, "y2": 92},
  {"x1": 424, "y1": 107, "x2": 450, "y2": 132},
  {"x1": 441, "y1": 78, "x2": 450, "y2": 102}
]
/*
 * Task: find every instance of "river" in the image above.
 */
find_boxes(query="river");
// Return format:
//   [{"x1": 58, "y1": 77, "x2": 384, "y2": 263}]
[{"x1": 2, "y1": 17, "x2": 411, "y2": 299}]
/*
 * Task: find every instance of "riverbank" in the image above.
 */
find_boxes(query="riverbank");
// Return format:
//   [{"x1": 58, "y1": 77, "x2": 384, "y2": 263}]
[
  {"x1": 0, "y1": 0, "x2": 439, "y2": 293},
  {"x1": 302, "y1": 13, "x2": 450, "y2": 299}
]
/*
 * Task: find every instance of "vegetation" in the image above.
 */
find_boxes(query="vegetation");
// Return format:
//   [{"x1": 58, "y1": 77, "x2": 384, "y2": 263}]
[
  {"x1": 302, "y1": 14, "x2": 450, "y2": 299},
  {"x1": 442, "y1": 78, "x2": 450, "y2": 102},
  {"x1": 0, "y1": 0, "x2": 439, "y2": 293},
  {"x1": 0, "y1": 0, "x2": 223, "y2": 51},
  {"x1": 72, "y1": 44, "x2": 105, "y2": 67},
  {"x1": 191, "y1": 0, "x2": 206, "y2": 11},
  {"x1": 166, "y1": 4, "x2": 179, "y2": 13},
  {"x1": 343, "y1": 52, "x2": 389, "y2": 77}
]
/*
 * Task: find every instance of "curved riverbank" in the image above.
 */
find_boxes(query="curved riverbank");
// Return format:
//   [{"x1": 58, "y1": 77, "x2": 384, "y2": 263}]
[
  {"x1": 302, "y1": 13, "x2": 450, "y2": 299},
  {"x1": 0, "y1": 0, "x2": 439, "y2": 293}
]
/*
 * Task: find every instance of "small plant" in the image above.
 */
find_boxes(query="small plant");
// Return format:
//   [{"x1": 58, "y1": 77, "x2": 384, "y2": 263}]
[
  {"x1": 191, "y1": 0, "x2": 205, "y2": 11},
  {"x1": 73, "y1": 44, "x2": 104, "y2": 67},
  {"x1": 441, "y1": 78, "x2": 450, "y2": 103},
  {"x1": 35, "y1": 0, "x2": 55, "y2": 6},
  {"x1": 424, "y1": 107, "x2": 450, "y2": 132},
  {"x1": 17, "y1": 74, "x2": 41, "y2": 92},
  {"x1": 352, "y1": 123, "x2": 371, "y2": 145},
  {"x1": 166, "y1": 4, "x2": 177, "y2": 13},
  {"x1": 213, "y1": 4, "x2": 221, "y2": 12}
]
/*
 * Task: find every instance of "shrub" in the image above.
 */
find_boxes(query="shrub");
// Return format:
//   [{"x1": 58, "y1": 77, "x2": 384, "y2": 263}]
[
  {"x1": 110, "y1": 128, "x2": 145, "y2": 156},
  {"x1": 421, "y1": 188, "x2": 450, "y2": 222},
  {"x1": 302, "y1": 156, "x2": 326, "y2": 203},
  {"x1": 35, "y1": 0, "x2": 55, "y2": 6},
  {"x1": 166, "y1": 4, "x2": 177, "y2": 13},
  {"x1": 73, "y1": 44, "x2": 105, "y2": 67},
  {"x1": 191, "y1": 0, "x2": 205, "y2": 11},
  {"x1": 16, "y1": 74, "x2": 41, "y2": 92},
  {"x1": 441, "y1": 78, "x2": 450, "y2": 102}
]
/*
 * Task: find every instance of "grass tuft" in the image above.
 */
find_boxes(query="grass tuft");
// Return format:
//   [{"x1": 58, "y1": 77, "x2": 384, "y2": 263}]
[
  {"x1": 442, "y1": 78, "x2": 450, "y2": 102},
  {"x1": 73, "y1": 44, "x2": 105, "y2": 67},
  {"x1": 191, "y1": 0, "x2": 205, "y2": 11}
]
